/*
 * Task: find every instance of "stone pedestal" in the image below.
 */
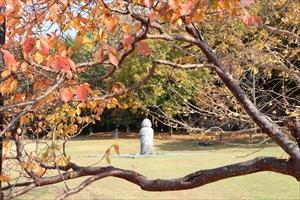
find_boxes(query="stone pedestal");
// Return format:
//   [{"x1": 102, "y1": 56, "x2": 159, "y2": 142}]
[
  {"x1": 112, "y1": 128, "x2": 119, "y2": 139},
  {"x1": 139, "y1": 118, "x2": 154, "y2": 155}
]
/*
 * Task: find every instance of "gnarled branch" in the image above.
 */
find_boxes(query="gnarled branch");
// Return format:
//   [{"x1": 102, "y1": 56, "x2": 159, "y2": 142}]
[{"x1": 8, "y1": 156, "x2": 299, "y2": 199}]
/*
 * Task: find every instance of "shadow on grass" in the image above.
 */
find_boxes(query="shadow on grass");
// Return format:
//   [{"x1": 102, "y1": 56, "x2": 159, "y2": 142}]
[{"x1": 155, "y1": 140, "x2": 277, "y2": 152}]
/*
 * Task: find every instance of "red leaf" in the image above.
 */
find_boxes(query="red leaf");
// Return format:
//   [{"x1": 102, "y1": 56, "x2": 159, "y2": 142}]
[
  {"x1": 36, "y1": 37, "x2": 49, "y2": 55},
  {"x1": 144, "y1": 0, "x2": 154, "y2": 8},
  {"x1": 76, "y1": 84, "x2": 90, "y2": 102},
  {"x1": 23, "y1": 37, "x2": 35, "y2": 54},
  {"x1": 1, "y1": 49, "x2": 17, "y2": 70},
  {"x1": 60, "y1": 88, "x2": 73, "y2": 103},
  {"x1": 52, "y1": 57, "x2": 76, "y2": 72},
  {"x1": 123, "y1": 33, "x2": 134, "y2": 50},
  {"x1": 137, "y1": 41, "x2": 150, "y2": 56}
]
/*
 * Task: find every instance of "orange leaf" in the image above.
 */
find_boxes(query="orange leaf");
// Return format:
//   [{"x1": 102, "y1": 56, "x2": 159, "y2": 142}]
[
  {"x1": 76, "y1": 84, "x2": 90, "y2": 101},
  {"x1": 104, "y1": 16, "x2": 119, "y2": 32},
  {"x1": 113, "y1": 143, "x2": 120, "y2": 155},
  {"x1": 137, "y1": 41, "x2": 150, "y2": 56},
  {"x1": 60, "y1": 88, "x2": 73, "y2": 103},
  {"x1": 0, "y1": 14, "x2": 4, "y2": 25},
  {"x1": 149, "y1": 10, "x2": 157, "y2": 22},
  {"x1": 35, "y1": 166, "x2": 46, "y2": 177},
  {"x1": 108, "y1": 48, "x2": 120, "y2": 66},
  {"x1": 1, "y1": 49, "x2": 17, "y2": 70},
  {"x1": 49, "y1": 3, "x2": 58, "y2": 17},
  {"x1": 121, "y1": 23, "x2": 130, "y2": 33},
  {"x1": 0, "y1": 174, "x2": 10, "y2": 182},
  {"x1": 23, "y1": 37, "x2": 35, "y2": 54},
  {"x1": 93, "y1": 47, "x2": 104, "y2": 63}
]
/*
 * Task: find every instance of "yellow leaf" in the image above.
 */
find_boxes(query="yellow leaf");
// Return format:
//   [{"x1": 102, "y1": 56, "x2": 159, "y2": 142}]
[
  {"x1": 76, "y1": 107, "x2": 81, "y2": 115},
  {"x1": 33, "y1": 52, "x2": 44, "y2": 64},
  {"x1": 105, "y1": 156, "x2": 111, "y2": 165},
  {"x1": 105, "y1": 148, "x2": 111, "y2": 156},
  {"x1": 1, "y1": 69, "x2": 10, "y2": 78},
  {"x1": 10, "y1": 79, "x2": 18, "y2": 92},
  {"x1": 57, "y1": 156, "x2": 69, "y2": 166},
  {"x1": 3, "y1": 140, "x2": 9, "y2": 154}
]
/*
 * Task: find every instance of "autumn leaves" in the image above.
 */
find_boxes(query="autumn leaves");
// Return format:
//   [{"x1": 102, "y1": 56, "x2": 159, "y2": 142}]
[
  {"x1": 0, "y1": 0, "x2": 263, "y2": 107},
  {"x1": 60, "y1": 84, "x2": 91, "y2": 103}
]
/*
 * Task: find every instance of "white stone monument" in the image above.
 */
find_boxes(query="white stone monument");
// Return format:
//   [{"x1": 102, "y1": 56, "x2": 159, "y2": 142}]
[{"x1": 139, "y1": 118, "x2": 154, "y2": 155}]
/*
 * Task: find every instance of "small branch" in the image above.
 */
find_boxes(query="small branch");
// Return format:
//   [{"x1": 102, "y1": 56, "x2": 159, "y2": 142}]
[
  {"x1": 2, "y1": 181, "x2": 34, "y2": 191},
  {"x1": 262, "y1": 25, "x2": 300, "y2": 41},
  {"x1": 0, "y1": 74, "x2": 65, "y2": 112},
  {"x1": 0, "y1": 105, "x2": 32, "y2": 136},
  {"x1": 154, "y1": 60, "x2": 214, "y2": 69},
  {"x1": 56, "y1": 173, "x2": 107, "y2": 200},
  {"x1": 6, "y1": 183, "x2": 36, "y2": 199}
]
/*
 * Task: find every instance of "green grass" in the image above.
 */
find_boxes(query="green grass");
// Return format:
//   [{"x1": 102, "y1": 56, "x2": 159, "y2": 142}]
[{"x1": 18, "y1": 138, "x2": 299, "y2": 199}]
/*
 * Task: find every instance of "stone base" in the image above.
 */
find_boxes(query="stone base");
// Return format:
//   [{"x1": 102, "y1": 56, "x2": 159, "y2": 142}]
[{"x1": 140, "y1": 144, "x2": 154, "y2": 155}]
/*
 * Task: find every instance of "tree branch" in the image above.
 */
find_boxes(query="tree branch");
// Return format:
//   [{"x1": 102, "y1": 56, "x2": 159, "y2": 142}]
[
  {"x1": 9, "y1": 156, "x2": 300, "y2": 199},
  {"x1": 0, "y1": 73, "x2": 65, "y2": 112},
  {"x1": 184, "y1": 25, "x2": 300, "y2": 161},
  {"x1": 262, "y1": 25, "x2": 300, "y2": 41},
  {"x1": 154, "y1": 60, "x2": 214, "y2": 69}
]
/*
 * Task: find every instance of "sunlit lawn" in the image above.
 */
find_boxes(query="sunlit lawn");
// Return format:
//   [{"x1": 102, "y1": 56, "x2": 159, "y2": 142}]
[{"x1": 18, "y1": 137, "x2": 299, "y2": 199}]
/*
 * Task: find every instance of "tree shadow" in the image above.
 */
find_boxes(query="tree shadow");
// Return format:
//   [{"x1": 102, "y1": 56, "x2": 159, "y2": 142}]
[{"x1": 155, "y1": 140, "x2": 276, "y2": 152}]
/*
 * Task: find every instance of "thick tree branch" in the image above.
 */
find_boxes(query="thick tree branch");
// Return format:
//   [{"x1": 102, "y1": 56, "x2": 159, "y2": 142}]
[{"x1": 9, "y1": 156, "x2": 300, "y2": 199}]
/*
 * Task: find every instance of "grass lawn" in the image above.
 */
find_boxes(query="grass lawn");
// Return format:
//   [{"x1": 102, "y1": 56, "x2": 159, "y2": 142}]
[{"x1": 18, "y1": 137, "x2": 299, "y2": 199}]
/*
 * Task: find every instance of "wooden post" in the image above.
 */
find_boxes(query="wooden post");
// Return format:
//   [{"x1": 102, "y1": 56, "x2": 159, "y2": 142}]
[{"x1": 0, "y1": 5, "x2": 5, "y2": 200}]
